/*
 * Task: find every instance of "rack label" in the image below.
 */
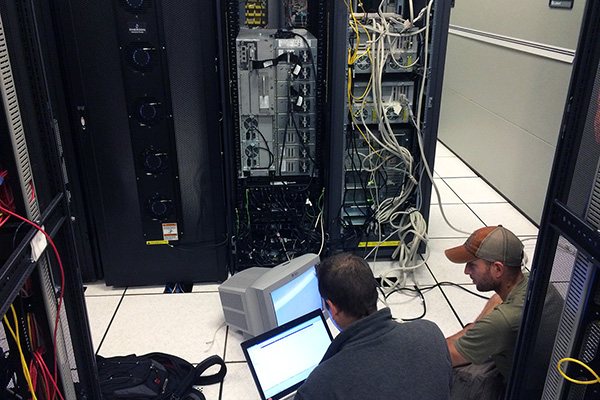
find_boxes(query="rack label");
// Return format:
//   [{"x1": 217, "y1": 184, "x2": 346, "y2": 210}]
[
  {"x1": 162, "y1": 223, "x2": 179, "y2": 241},
  {"x1": 358, "y1": 241, "x2": 400, "y2": 248}
]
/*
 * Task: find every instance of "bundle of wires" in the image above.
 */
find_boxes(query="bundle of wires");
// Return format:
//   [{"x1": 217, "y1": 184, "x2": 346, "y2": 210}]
[
  {"x1": 345, "y1": 1, "x2": 434, "y2": 277},
  {"x1": 0, "y1": 167, "x2": 15, "y2": 227},
  {"x1": 0, "y1": 204, "x2": 66, "y2": 400}
]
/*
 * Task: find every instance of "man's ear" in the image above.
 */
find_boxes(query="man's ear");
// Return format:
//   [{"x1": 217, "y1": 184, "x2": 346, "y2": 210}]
[
  {"x1": 326, "y1": 299, "x2": 339, "y2": 317},
  {"x1": 492, "y1": 261, "x2": 505, "y2": 278}
]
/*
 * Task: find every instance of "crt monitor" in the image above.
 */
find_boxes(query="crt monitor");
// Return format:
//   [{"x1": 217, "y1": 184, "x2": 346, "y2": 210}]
[{"x1": 218, "y1": 253, "x2": 323, "y2": 337}]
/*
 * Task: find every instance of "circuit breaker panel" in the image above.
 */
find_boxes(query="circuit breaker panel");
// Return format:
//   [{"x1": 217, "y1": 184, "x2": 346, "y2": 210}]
[{"x1": 225, "y1": 1, "x2": 327, "y2": 270}]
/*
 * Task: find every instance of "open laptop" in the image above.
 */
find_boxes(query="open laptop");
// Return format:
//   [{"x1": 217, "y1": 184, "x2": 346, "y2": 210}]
[{"x1": 241, "y1": 309, "x2": 333, "y2": 400}]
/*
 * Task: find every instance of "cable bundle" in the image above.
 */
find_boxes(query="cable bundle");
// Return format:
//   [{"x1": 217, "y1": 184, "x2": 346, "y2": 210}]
[
  {"x1": 1, "y1": 204, "x2": 66, "y2": 400},
  {"x1": 345, "y1": 1, "x2": 433, "y2": 272},
  {"x1": 0, "y1": 167, "x2": 15, "y2": 227}
]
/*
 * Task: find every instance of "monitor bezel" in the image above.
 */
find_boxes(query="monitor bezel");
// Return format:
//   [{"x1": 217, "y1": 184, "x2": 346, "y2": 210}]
[
  {"x1": 251, "y1": 253, "x2": 323, "y2": 335},
  {"x1": 240, "y1": 308, "x2": 332, "y2": 400}
]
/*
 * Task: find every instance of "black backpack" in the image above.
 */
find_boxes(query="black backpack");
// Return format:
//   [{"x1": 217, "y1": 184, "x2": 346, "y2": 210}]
[{"x1": 96, "y1": 353, "x2": 227, "y2": 400}]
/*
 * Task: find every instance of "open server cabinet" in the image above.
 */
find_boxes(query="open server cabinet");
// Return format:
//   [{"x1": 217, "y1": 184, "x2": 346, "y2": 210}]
[
  {"x1": 42, "y1": 0, "x2": 451, "y2": 285},
  {"x1": 0, "y1": 0, "x2": 101, "y2": 398},
  {"x1": 507, "y1": 0, "x2": 600, "y2": 398},
  {"x1": 221, "y1": 0, "x2": 451, "y2": 272}
]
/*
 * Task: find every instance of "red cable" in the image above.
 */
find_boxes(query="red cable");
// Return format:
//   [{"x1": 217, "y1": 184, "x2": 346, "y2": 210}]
[
  {"x1": 0, "y1": 204, "x2": 65, "y2": 399},
  {"x1": 33, "y1": 351, "x2": 64, "y2": 400}
]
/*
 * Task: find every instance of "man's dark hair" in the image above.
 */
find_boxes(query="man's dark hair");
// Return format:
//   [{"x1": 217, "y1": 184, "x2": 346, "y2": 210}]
[{"x1": 316, "y1": 253, "x2": 378, "y2": 319}]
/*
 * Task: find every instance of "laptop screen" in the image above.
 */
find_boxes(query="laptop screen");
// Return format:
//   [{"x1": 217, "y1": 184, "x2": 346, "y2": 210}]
[{"x1": 241, "y1": 309, "x2": 332, "y2": 400}]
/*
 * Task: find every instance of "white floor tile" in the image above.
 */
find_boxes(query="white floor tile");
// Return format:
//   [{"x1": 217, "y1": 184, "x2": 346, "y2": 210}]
[
  {"x1": 192, "y1": 283, "x2": 220, "y2": 293},
  {"x1": 443, "y1": 177, "x2": 507, "y2": 204},
  {"x1": 386, "y1": 286, "x2": 462, "y2": 337},
  {"x1": 468, "y1": 203, "x2": 538, "y2": 236},
  {"x1": 193, "y1": 379, "x2": 221, "y2": 400},
  {"x1": 435, "y1": 142, "x2": 455, "y2": 158},
  {"x1": 423, "y1": 238, "x2": 474, "y2": 285},
  {"x1": 221, "y1": 362, "x2": 262, "y2": 400},
  {"x1": 427, "y1": 204, "x2": 484, "y2": 238},
  {"x1": 439, "y1": 284, "x2": 491, "y2": 327},
  {"x1": 84, "y1": 295, "x2": 122, "y2": 351},
  {"x1": 433, "y1": 157, "x2": 477, "y2": 178},
  {"x1": 430, "y1": 178, "x2": 462, "y2": 205},
  {"x1": 97, "y1": 292, "x2": 227, "y2": 364}
]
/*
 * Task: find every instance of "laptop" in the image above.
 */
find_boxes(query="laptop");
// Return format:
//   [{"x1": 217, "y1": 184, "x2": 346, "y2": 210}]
[{"x1": 241, "y1": 309, "x2": 333, "y2": 400}]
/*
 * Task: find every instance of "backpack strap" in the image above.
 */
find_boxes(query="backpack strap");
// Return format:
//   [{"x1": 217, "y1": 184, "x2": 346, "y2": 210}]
[{"x1": 194, "y1": 355, "x2": 227, "y2": 386}]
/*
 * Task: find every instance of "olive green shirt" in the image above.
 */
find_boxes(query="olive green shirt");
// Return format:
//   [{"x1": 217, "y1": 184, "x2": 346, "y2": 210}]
[{"x1": 454, "y1": 273, "x2": 529, "y2": 382}]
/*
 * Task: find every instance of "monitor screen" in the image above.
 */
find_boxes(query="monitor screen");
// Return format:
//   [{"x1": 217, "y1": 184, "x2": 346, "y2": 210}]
[
  {"x1": 219, "y1": 253, "x2": 323, "y2": 337},
  {"x1": 270, "y1": 265, "x2": 321, "y2": 326},
  {"x1": 241, "y1": 309, "x2": 332, "y2": 400}
]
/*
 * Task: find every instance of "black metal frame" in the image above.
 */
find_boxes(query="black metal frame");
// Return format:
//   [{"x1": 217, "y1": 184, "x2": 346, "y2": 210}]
[
  {"x1": 0, "y1": 0, "x2": 102, "y2": 397},
  {"x1": 325, "y1": 0, "x2": 452, "y2": 256},
  {"x1": 507, "y1": 0, "x2": 600, "y2": 398}
]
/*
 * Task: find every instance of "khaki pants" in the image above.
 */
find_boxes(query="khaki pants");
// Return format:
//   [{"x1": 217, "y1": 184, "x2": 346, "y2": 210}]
[{"x1": 451, "y1": 360, "x2": 505, "y2": 400}]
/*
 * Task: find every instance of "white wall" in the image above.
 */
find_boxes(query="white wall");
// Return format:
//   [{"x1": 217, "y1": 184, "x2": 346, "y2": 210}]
[{"x1": 438, "y1": 0, "x2": 586, "y2": 223}]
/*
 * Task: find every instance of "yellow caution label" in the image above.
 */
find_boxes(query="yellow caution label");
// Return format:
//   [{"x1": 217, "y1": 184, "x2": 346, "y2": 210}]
[
  {"x1": 358, "y1": 241, "x2": 400, "y2": 248},
  {"x1": 146, "y1": 240, "x2": 169, "y2": 245}
]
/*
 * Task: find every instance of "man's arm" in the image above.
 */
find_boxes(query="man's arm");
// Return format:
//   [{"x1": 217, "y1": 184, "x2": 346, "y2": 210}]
[
  {"x1": 445, "y1": 294, "x2": 503, "y2": 367},
  {"x1": 446, "y1": 323, "x2": 473, "y2": 366}
]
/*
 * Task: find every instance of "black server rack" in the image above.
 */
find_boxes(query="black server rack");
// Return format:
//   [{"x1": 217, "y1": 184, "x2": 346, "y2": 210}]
[
  {"x1": 53, "y1": 0, "x2": 230, "y2": 286},
  {"x1": 222, "y1": 0, "x2": 451, "y2": 273},
  {"x1": 0, "y1": 0, "x2": 100, "y2": 398},
  {"x1": 508, "y1": 0, "x2": 600, "y2": 398},
  {"x1": 325, "y1": 0, "x2": 451, "y2": 282},
  {"x1": 221, "y1": 0, "x2": 329, "y2": 270}
]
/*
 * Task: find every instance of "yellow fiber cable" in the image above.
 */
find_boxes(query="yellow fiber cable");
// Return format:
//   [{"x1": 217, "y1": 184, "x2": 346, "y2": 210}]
[
  {"x1": 558, "y1": 357, "x2": 600, "y2": 385},
  {"x1": 4, "y1": 305, "x2": 39, "y2": 400}
]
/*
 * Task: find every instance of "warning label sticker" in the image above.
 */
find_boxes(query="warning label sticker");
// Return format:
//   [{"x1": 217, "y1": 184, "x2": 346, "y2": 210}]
[{"x1": 162, "y1": 223, "x2": 179, "y2": 241}]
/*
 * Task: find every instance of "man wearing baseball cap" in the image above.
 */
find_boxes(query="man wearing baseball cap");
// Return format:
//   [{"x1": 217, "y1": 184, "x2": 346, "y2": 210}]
[{"x1": 444, "y1": 225, "x2": 528, "y2": 399}]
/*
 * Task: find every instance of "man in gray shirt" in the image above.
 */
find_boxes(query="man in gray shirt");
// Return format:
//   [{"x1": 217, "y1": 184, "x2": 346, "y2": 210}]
[
  {"x1": 295, "y1": 253, "x2": 452, "y2": 400},
  {"x1": 445, "y1": 225, "x2": 528, "y2": 399}
]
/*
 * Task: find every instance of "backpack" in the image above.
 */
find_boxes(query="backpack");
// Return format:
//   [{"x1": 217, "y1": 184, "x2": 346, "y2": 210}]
[{"x1": 96, "y1": 353, "x2": 227, "y2": 400}]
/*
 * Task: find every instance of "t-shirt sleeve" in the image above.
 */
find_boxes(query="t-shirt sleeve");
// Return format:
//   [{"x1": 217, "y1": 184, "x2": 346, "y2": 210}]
[{"x1": 454, "y1": 309, "x2": 512, "y2": 365}]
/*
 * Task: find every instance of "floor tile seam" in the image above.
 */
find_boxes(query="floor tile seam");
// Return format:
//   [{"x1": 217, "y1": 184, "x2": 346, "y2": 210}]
[
  {"x1": 95, "y1": 289, "x2": 127, "y2": 355},
  {"x1": 434, "y1": 176, "x2": 504, "y2": 208},
  {"x1": 437, "y1": 283, "x2": 489, "y2": 327},
  {"x1": 439, "y1": 170, "x2": 542, "y2": 230},
  {"x1": 460, "y1": 201, "x2": 509, "y2": 205},
  {"x1": 424, "y1": 263, "x2": 467, "y2": 329}
]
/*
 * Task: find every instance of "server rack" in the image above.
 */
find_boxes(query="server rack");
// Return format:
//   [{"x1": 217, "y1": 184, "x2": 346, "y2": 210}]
[
  {"x1": 221, "y1": 0, "x2": 329, "y2": 271},
  {"x1": 508, "y1": 0, "x2": 600, "y2": 398},
  {"x1": 223, "y1": 0, "x2": 451, "y2": 273},
  {"x1": 0, "y1": 0, "x2": 101, "y2": 397},
  {"x1": 325, "y1": 0, "x2": 451, "y2": 280},
  {"x1": 52, "y1": 0, "x2": 230, "y2": 286}
]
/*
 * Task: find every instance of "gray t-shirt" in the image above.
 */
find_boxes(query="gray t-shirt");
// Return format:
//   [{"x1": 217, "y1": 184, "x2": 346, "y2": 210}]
[{"x1": 454, "y1": 273, "x2": 529, "y2": 381}]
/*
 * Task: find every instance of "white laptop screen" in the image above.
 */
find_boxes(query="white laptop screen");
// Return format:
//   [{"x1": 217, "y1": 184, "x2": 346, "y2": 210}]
[{"x1": 241, "y1": 309, "x2": 332, "y2": 400}]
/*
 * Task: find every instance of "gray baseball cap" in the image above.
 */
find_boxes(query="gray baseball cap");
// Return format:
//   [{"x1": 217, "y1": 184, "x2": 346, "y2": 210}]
[{"x1": 445, "y1": 225, "x2": 524, "y2": 267}]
